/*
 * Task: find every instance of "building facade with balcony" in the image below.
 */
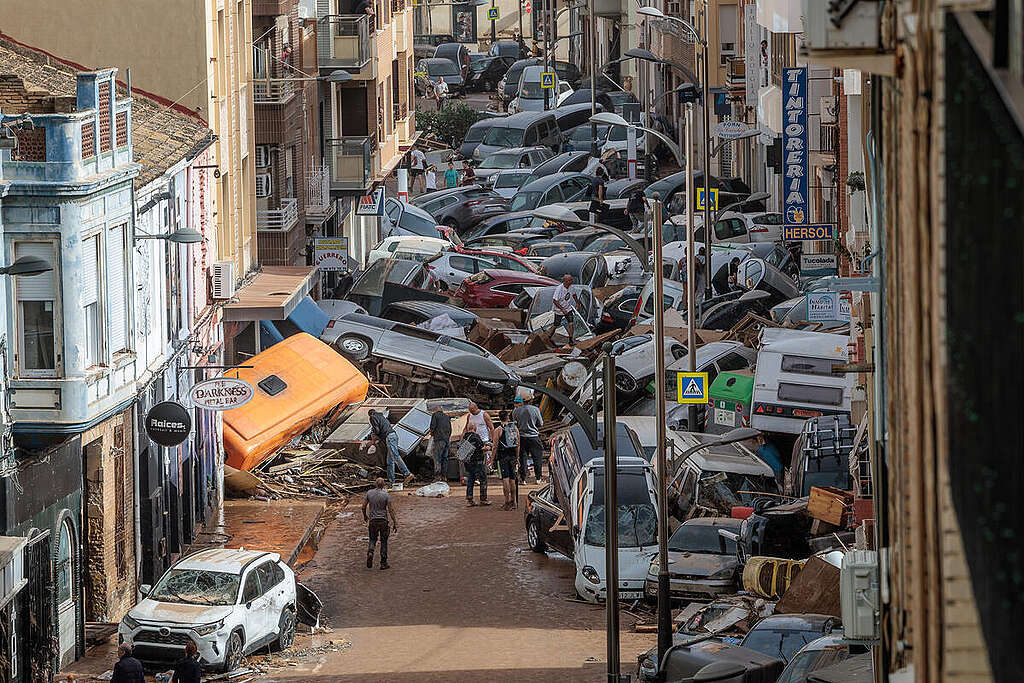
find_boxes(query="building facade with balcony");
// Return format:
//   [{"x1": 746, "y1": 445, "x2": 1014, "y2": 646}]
[
  {"x1": 254, "y1": 0, "x2": 336, "y2": 266},
  {"x1": 316, "y1": 0, "x2": 417, "y2": 266}
]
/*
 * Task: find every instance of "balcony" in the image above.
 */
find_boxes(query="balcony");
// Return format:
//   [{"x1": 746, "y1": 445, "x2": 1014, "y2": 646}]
[
  {"x1": 257, "y1": 197, "x2": 299, "y2": 232},
  {"x1": 306, "y1": 163, "x2": 336, "y2": 221},
  {"x1": 318, "y1": 14, "x2": 376, "y2": 75},
  {"x1": 819, "y1": 121, "x2": 838, "y2": 158},
  {"x1": 327, "y1": 137, "x2": 378, "y2": 192},
  {"x1": 726, "y1": 56, "x2": 745, "y2": 88},
  {"x1": 254, "y1": 79, "x2": 297, "y2": 104}
]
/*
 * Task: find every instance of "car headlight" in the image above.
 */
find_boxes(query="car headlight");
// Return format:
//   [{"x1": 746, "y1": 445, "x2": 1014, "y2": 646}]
[
  {"x1": 121, "y1": 614, "x2": 140, "y2": 631},
  {"x1": 581, "y1": 565, "x2": 601, "y2": 585},
  {"x1": 709, "y1": 566, "x2": 736, "y2": 580},
  {"x1": 193, "y1": 620, "x2": 224, "y2": 636}
]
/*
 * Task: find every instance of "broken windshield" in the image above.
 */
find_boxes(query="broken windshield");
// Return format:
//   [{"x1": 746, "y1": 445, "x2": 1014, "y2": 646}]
[
  {"x1": 584, "y1": 472, "x2": 657, "y2": 548},
  {"x1": 150, "y1": 569, "x2": 240, "y2": 606}
]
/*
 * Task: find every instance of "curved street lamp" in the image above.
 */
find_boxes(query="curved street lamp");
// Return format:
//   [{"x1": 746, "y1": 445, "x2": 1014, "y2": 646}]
[
  {"x1": 0, "y1": 256, "x2": 53, "y2": 277},
  {"x1": 590, "y1": 111, "x2": 685, "y2": 167},
  {"x1": 134, "y1": 228, "x2": 205, "y2": 244}
]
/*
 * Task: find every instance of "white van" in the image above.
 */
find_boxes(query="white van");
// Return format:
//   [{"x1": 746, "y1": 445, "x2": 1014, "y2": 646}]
[
  {"x1": 751, "y1": 328, "x2": 853, "y2": 434},
  {"x1": 571, "y1": 456, "x2": 659, "y2": 603}
]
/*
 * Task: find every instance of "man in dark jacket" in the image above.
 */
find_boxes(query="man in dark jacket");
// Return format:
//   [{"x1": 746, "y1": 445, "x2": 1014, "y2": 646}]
[
  {"x1": 429, "y1": 405, "x2": 453, "y2": 481},
  {"x1": 172, "y1": 641, "x2": 202, "y2": 683},
  {"x1": 111, "y1": 644, "x2": 144, "y2": 683}
]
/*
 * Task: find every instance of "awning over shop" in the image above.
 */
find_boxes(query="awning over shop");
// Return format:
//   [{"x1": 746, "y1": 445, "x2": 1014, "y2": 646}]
[
  {"x1": 223, "y1": 266, "x2": 317, "y2": 322},
  {"x1": 758, "y1": 85, "x2": 783, "y2": 135},
  {"x1": 756, "y1": 0, "x2": 802, "y2": 32}
]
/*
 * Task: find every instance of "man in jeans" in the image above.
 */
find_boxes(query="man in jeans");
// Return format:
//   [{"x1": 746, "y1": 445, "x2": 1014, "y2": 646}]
[
  {"x1": 362, "y1": 478, "x2": 398, "y2": 569},
  {"x1": 429, "y1": 405, "x2": 453, "y2": 481},
  {"x1": 462, "y1": 431, "x2": 490, "y2": 506},
  {"x1": 367, "y1": 409, "x2": 414, "y2": 488},
  {"x1": 512, "y1": 395, "x2": 545, "y2": 483}
]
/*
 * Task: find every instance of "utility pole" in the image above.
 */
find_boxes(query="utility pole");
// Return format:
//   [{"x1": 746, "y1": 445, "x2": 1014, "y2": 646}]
[
  {"x1": 589, "y1": 0, "x2": 598, "y2": 158},
  {"x1": 700, "y1": 0, "x2": 712, "y2": 300},
  {"x1": 491, "y1": 0, "x2": 497, "y2": 42},
  {"x1": 653, "y1": 191, "x2": 673, "y2": 666},
  {"x1": 602, "y1": 344, "x2": 620, "y2": 683}
]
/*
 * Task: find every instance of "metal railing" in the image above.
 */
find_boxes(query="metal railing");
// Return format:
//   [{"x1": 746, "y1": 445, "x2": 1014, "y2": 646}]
[
  {"x1": 306, "y1": 163, "x2": 332, "y2": 216},
  {"x1": 726, "y1": 56, "x2": 745, "y2": 86},
  {"x1": 820, "y1": 122, "x2": 838, "y2": 156},
  {"x1": 320, "y1": 14, "x2": 374, "y2": 69},
  {"x1": 253, "y1": 79, "x2": 296, "y2": 104},
  {"x1": 326, "y1": 137, "x2": 375, "y2": 190},
  {"x1": 391, "y1": 0, "x2": 406, "y2": 12},
  {"x1": 257, "y1": 197, "x2": 299, "y2": 232},
  {"x1": 393, "y1": 100, "x2": 409, "y2": 122}
]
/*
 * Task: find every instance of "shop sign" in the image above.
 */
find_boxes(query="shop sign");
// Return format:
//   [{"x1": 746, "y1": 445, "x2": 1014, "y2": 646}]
[
  {"x1": 189, "y1": 378, "x2": 254, "y2": 411},
  {"x1": 145, "y1": 401, "x2": 192, "y2": 447}
]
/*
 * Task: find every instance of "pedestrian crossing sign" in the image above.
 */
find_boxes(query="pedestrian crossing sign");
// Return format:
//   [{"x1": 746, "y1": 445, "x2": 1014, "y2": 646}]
[
  {"x1": 488, "y1": 7, "x2": 500, "y2": 20},
  {"x1": 541, "y1": 72, "x2": 556, "y2": 88},
  {"x1": 676, "y1": 372, "x2": 709, "y2": 404},
  {"x1": 696, "y1": 187, "x2": 718, "y2": 211}
]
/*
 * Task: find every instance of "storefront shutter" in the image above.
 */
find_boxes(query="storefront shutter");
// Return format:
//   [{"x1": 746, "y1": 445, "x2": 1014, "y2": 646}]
[{"x1": 81, "y1": 235, "x2": 99, "y2": 307}]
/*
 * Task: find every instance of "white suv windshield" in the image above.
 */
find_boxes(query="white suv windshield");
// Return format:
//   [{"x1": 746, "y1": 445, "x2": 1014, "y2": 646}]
[{"x1": 150, "y1": 569, "x2": 240, "y2": 606}]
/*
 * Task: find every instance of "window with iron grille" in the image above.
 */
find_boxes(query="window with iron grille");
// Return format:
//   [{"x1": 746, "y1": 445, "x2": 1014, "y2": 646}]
[
  {"x1": 82, "y1": 121, "x2": 95, "y2": 159},
  {"x1": 116, "y1": 111, "x2": 128, "y2": 148}
]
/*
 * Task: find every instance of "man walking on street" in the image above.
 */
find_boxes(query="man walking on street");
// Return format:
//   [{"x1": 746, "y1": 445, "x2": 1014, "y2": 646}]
[
  {"x1": 461, "y1": 431, "x2": 491, "y2": 506},
  {"x1": 110, "y1": 644, "x2": 144, "y2": 683},
  {"x1": 367, "y1": 409, "x2": 414, "y2": 488},
  {"x1": 410, "y1": 146, "x2": 427, "y2": 194},
  {"x1": 513, "y1": 395, "x2": 545, "y2": 483},
  {"x1": 429, "y1": 405, "x2": 453, "y2": 481},
  {"x1": 362, "y1": 478, "x2": 398, "y2": 569}
]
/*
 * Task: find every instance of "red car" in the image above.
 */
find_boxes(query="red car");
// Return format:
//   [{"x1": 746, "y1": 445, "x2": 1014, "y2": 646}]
[{"x1": 452, "y1": 268, "x2": 557, "y2": 308}]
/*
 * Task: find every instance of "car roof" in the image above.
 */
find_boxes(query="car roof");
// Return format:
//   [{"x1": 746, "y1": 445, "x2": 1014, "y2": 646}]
[
  {"x1": 480, "y1": 268, "x2": 556, "y2": 282},
  {"x1": 541, "y1": 251, "x2": 596, "y2": 270},
  {"x1": 385, "y1": 300, "x2": 477, "y2": 319},
  {"x1": 176, "y1": 548, "x2": 277, "y2": 573},
  {"x1": 493, "y1": 110, "x2": 557, "y2": 126},
  {"x1": 483, "y1": 146, "x2": 548, "y2": 156},
  {"x1": 520, "y1": 171, "x2": 588, "y2": 191},
  {"x1": 681, "y1": 517, "x2": 743, "y2": 528},
  {"x1": 748, "y1": 614, "x2": 840, "y2": 631}
]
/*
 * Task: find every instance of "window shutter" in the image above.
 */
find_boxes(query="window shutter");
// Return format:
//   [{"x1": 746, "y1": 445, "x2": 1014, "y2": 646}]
[
  {"x1": 107, "y1": 225, "x2": 127, "y2": 353},
  {"x1": 14, "y1": 242, "x2": 57, "y2": 301},
  {"x1": 81, "y1": 235, "x2": 99, "y2": 307}
]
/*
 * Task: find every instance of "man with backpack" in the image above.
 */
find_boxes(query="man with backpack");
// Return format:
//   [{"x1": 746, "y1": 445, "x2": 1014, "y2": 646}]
[
  {"x1": 493, "y1": 409, "x2": 520, "y2": 510},
  {"x1": 513, "y1": 395, "x2": 545, "y2": 483},
  {"x1": 625, "y1": 189, "x2": 651, "y2": 231}
]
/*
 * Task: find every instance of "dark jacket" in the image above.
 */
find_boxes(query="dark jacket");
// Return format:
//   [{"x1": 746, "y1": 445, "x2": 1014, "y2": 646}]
[
  {"x1": 430, "y1": 410, "x2": 453, "y2": 441},
  {"x1": 172, "y1": 656, "x2": 203, "y2": 683},
  {"x1": 111, "y1": 656, "x2": 145, "y2": 683},
  {"x1": 369, "y1": 411, "x2": 394, "y2": 440}
]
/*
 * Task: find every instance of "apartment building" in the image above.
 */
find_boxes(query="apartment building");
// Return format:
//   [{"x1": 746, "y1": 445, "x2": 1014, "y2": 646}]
[
  {"x1": 316, "y1": 0, "x2": 417, "y2": 264},
  {"x1": 0, "y1": 0, "x2": 259, "y2": 278}
]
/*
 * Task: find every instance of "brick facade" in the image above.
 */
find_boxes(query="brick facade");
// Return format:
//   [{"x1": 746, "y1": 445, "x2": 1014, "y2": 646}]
[{"x1": 81, "y1": 410, "x2": 137, "y2": 622}]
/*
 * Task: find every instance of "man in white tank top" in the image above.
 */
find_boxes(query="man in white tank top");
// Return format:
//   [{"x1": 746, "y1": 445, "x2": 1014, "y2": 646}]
[{"x1": 463, "y1": 402, "x2": 495, "y2": 444}]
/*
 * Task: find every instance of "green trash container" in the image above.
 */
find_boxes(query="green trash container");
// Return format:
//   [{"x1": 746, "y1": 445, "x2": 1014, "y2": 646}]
[{"x1": 705, "y1": 370, "x2": 754, "y2": 435}]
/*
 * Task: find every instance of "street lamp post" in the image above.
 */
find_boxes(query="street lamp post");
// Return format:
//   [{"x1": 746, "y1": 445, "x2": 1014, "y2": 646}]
[
  {"x1": 0, "y1": 256, "x2": 53, "y2": 277},
  {"x1": 602, "y1": 345, "x2": 621, "y2": 683},
  {"x1": 590, "y1": 111, "x2": 684, "y2": 167}
]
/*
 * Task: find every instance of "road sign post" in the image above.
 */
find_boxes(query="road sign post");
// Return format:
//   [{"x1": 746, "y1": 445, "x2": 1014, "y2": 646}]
[
  {"x1": 676, "y1": 372, "x2": 709, "y2": 404},
  {"x1": 696, "y1": 187, "x2": 718, "y2": 212}
]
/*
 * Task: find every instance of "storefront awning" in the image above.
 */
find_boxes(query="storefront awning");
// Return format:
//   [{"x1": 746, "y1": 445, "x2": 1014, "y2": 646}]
[{"x1": 223, "y1": 266, "x2": 317, "y2": 322}]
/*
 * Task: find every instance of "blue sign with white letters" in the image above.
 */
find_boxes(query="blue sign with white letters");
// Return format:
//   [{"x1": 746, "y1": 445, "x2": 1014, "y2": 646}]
[{"x1": 782, "y1": 67, "x2": 808, "y2": 226}]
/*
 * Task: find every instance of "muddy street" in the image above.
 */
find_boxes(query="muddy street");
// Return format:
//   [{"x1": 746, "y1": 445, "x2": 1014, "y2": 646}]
[{"x1": 261, "y1": 482, "x2": 655, "y2": 682}]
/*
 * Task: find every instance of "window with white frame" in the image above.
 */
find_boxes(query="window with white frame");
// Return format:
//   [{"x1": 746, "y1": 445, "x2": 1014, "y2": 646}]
[
  {"x1": 107, "y1": 224, "x2": 129, "y2": 355},
  {"x1": 81, "y1": 233, "x2": 104, "y2": 367},
  {"x1": 14, "y1": 240, "x2": 58, "y2": 375}
]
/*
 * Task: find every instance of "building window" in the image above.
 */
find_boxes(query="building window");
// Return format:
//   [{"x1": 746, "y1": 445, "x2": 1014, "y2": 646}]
[
  {"x1": 107, "y1": 224, "x2": 129, "y2": 355},
  {"x1": 82, "y1": 234, "x2": 104, "y2": 367},
  {"x1": 14, "y1": 241, "x2": 58, "y2": 375}
]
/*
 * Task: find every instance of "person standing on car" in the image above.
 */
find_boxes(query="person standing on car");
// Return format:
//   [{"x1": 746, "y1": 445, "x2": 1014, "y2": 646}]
[
  {"x1": 429, "y1": 405, "x2": 453, "y2": 481},
  {"x1": 410, "y1": 146, "x2": 427, "y2": 194},
  {"x1": 366, "y1": 409, "x2": 414, "y2": 488},
  {"x1": 111, "y1": 645, "x2": 144, "y2": 683},
  {"x1": 362, "y1": 477, "x2": 399, "y2": 569},
  {"x1": 512, "y1": 395, "x2": 545, "y2": 483},
  {"x1": 461, "y1": 431, "x2": 491, "y2": 506},
  {"x1": 172, "y1": 641, "x2": 202, "y2": 683},
  {"x1": 551, "y1": 273, "x2": 578, "y2": 346},
  {"x1": 493, "y1": 410, "x2": 520, "y2": 510}
]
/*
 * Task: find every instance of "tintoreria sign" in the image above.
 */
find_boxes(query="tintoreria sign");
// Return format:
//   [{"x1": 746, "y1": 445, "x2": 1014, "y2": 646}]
[
  {"x1": 782, "y1": 67, "x2": 809, "y2": 227},
  {"x1": 189, "y1": 378, "x2": 255, "y2": 411}
]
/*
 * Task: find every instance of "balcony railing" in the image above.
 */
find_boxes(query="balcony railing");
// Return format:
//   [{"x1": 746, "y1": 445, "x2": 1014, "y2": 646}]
[
  {"x1": 306, "y1": 163, "x2": 334, "y2": 217},
  {"x1": 726, "y1": 56, "x2": 745, "y2": 87},
  {"x1": 820, "y1": 122, "x2": 838, "y2": 156},
  {"x1": 320, "y1": 14, "x2": 374, "y2": 70},
  {"x1": 327, "y1": 137, "x2": 375, "y2": 191},
  {"x1": 391, "y1": 0, "x2": 406, "y2": 12},
  {"x1": 393, "y1": 101, "x2": 409, "y2": 123},
  {"x1": 257, "y1": 197, "x2": 299, "y2": 232},
  {"x1": 253, "y1": 79, "x2": 297, "y2": 104}
]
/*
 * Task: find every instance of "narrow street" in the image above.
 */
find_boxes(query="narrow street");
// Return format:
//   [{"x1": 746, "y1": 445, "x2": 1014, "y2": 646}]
[{"x1": 261, "y1": 483, "x2": 655, "y2": 682}]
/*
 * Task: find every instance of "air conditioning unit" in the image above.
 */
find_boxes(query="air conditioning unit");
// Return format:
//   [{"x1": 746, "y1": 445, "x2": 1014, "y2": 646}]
[
  {"x1": 840, "y1": 549, "x2": 880, "y2": 641},
  {"x1": 211, "y1": 260, "x2": 237, "y2": 300},
  {"x1": 255, "y1": 145, "x2": 271, "y2": 168},
  {"x1": 255, "y1": 173, "x2": 272, "y2": 198}
]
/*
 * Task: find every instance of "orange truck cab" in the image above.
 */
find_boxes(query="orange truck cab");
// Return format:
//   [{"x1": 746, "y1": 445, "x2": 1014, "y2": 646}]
[{"x1": 222, "y1": 333, "x2": 369, "y2": 471}]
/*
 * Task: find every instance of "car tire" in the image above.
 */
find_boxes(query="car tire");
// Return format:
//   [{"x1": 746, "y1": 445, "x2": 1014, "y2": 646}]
[
  {"x1": 336, "y1": 335, "x2": 371, "y2": 362},
  {"x1": 222, "y1": 631, "x2": 243, "y2": 673},
  {"x1": 273, "y1": 608, "x2": 297, "y2": 651},
  {"x1": 527, "y1": 517, "x2": 547, "y2": 553},
  {"x1": 614, "y1": 369, "x2": 638, "y2": 395}
]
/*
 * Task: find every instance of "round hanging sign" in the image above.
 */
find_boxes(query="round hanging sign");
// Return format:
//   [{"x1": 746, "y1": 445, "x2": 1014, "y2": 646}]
[
  {"x1": 145, "y1": 401, "x2": 192, "y2": 447},
  {"x1": 189, "y1": 378, "x2": 255, "y2": 411}
]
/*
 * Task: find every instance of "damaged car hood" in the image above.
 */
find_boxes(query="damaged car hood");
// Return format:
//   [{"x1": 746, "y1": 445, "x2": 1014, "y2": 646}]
[
  {"x1": 130, "y1": 599, "x2": 235, "y2": 627},
  {"x1": 666, "y1": 551, "x2": 737, "y2": 578}
]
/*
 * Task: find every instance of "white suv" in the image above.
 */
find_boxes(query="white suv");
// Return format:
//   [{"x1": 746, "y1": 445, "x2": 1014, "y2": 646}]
[{"x1": 119, "y1": 549, "x2": 297, "y2": 672}]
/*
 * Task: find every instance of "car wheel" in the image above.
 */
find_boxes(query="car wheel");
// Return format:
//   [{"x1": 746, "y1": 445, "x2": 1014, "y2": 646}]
[
  {"x1": 527, "y1": 517, "x2": 547, "y2": 553},
  {"x1": 337, "y1": 336, "x2": 371, "y2": 362},
  {"x1": 274, "y1": 609, "x2": 297, "y2": 651},
  {"x1": 615, "y1": 369, "x2": 638, "y2": 395},
  {"x1": 222, "y1": 631, "x2": 243, "y2": 673}
]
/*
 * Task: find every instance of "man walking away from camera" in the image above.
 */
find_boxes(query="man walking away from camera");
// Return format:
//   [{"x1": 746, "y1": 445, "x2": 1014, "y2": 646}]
[
  {"x1": 429, "y1": 405, "x2": 453, "y2": 481},
  {"x1": 363, "y1": 477, "x2": 398, "y2": 569},
  {"x1": 513, "y1": 395, "x2": 545, "y2": 483},
  {"x1": 367, "y1": 409, "x2": 414, "y2": 488}
]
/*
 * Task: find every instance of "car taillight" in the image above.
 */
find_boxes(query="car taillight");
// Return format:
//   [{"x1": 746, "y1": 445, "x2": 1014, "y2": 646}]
[
  {"x1": 514, "y1": 247, "x2": 528, "y2": 255},
  {"x1": 749, "y1": 226, "x2": 769, "y2": 232},
  {"x1": 326, "y1": 320, "x2": 336, "y2": 329}
]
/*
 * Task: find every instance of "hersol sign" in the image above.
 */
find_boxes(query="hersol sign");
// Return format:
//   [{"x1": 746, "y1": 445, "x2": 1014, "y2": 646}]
[{"x1": 189, "y1": 378, "x2": 255, "y2": 411}]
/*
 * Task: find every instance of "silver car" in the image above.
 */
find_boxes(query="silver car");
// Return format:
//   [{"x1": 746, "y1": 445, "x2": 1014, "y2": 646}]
[{"x1": 424, "y1": 250, "x2": 534, "y2": 291}]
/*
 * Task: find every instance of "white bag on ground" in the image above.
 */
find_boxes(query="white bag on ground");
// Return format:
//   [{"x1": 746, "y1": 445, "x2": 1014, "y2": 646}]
[{"x1": 414, "y1": 481, "x2": 451, "y2": 497}]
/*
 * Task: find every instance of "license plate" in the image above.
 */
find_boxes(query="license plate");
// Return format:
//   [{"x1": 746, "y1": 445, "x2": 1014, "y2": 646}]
[
  {"x1": 619, "y1": 590, "x2": 643, "y2": 600},
  {"x1": 714, "y1": 408, "x2": 736, "y2": 427}
]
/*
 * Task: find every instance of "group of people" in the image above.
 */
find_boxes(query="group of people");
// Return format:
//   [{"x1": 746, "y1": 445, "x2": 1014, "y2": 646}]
[
  {"x1": 110, "y1": 643, "x2": 199, "y2": 683},
  {"x1": 408, "y1": 146, "x2": 466, "y2": 195}
]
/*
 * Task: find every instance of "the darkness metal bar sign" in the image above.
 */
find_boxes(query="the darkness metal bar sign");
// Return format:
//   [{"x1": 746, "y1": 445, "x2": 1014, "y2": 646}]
[{"x1": 782, "y1": 66, "x2": 808, "y2": 226}]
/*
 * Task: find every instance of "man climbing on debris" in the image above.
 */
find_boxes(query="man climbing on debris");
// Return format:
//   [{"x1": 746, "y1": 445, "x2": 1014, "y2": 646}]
[
  {"x1": 461, "y1": 431, "x2": 490, "y2": 506},
  {"x1": 551, "y1": 273, "x2": 578, "y2": 346},
  {"x1": 363, "y1": 477, "x2": 399, "y2": 569},
  {"x1": 513, "y1": 395, "x2": 545, "y2": 484},
  {"x1": 367, "y1": 408, "x2": 414, "y2": 488},
  {"x1": 429, "y1": 405, "x2": 453, "y2": 481}
]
